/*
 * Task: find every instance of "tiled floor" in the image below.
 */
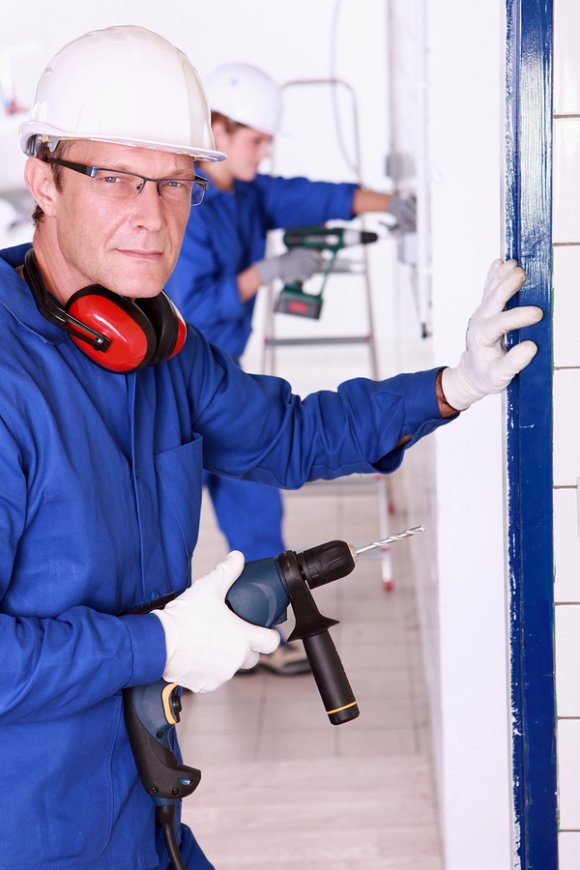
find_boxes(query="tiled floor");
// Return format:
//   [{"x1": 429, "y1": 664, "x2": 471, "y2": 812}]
[{"x1": 178, "y1": 474, "x2": 443, "y2": 869}]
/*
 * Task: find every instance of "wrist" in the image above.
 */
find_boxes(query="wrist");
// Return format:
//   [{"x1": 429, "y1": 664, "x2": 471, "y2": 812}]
[
  {"x1": 437, "y1": 368, "x2": 462, "y2": 417},
  {"x1": 123, "y1": 612, "x2": 168, "y2": 685},
  {"x1": 254, "y1": 257, "x2": 277, "y2": 286},
  {"x1": 238, "y1": 266, "x2": 261, "y2": 301}
]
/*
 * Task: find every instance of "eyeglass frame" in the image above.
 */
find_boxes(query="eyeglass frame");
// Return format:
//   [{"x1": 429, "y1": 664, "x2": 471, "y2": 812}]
[{"x1": 42, "y1": 157, "x2": 208, "y2": 206}]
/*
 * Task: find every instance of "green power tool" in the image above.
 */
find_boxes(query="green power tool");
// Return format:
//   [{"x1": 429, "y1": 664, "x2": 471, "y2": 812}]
[{"x1": 274, "y1": 224, "x2": 379, "y2": 319}]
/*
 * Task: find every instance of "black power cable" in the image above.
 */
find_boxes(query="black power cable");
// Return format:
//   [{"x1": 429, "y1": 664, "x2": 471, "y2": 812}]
[{"x1": 157, "y1": 805, "x2": 187, "y2": 870}]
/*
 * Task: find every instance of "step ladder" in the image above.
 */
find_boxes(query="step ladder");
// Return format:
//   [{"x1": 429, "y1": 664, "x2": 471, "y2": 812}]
[{"x1": 260, "y1": 77, "x2": 395, "y2": 589}]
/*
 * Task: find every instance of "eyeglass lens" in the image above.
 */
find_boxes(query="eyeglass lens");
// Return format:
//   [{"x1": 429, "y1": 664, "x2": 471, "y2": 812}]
[{"x1": 91, "y1": 170, "x2": 205, "y2": 205}]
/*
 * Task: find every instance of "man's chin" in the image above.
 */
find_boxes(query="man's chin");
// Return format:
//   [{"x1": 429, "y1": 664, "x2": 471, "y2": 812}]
[
  {"x1": 108, "y1": 273, "x2": 170, "y2": 300},
  {"x1": 107, "y1": 255, "x2": 174, "y2": 298}
]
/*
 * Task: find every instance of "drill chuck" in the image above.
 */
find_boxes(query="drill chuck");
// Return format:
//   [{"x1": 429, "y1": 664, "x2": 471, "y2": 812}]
[{"x1": 297, "y1": 540, "x2": 356, "y2": 588}]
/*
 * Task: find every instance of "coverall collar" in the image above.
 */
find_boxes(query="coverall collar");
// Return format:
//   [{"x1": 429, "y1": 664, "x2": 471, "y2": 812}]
[{"x1": 0, "y1": 243, "x2": 67, "y2": 345}]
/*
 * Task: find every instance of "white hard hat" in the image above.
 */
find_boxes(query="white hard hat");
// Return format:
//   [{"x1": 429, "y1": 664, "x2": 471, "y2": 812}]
[
  {"x1": 206, "y1": 63, "x2": 283, "y2": 135},
  {"x1": 19, "y1": 25, "x2": 225, "y2": 161}
]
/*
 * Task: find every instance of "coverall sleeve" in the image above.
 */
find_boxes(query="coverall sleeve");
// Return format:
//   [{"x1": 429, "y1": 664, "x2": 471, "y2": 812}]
[
  {"x1": 0, "y1": 421, "x2": 166, "y2": 723},
  {"x1": 255, "y1": 174, "x2": 357, "y2": 231},
  {"x1": 188, "y1": 331, "x2": 452, "y2": 486}
]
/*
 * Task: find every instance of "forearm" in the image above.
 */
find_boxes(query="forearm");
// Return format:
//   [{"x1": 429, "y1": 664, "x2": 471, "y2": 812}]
[
  {"x1": 352, "y1": 188, "x2": 391, "y2": 215},
  {"x1": 238, "y1": 265, "x2": 262, "y2": 302},
  {"x1": 0, "y1": 609, "x2": 165, "y2": 723}
]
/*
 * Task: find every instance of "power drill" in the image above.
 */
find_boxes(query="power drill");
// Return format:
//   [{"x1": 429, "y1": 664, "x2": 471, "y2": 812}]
[
  {"x1": 123, "y1": 526, "x2": 423, "y2": 869},
  {"x1": 275, "y1": 224, "x2": 379, "y2": 319}
]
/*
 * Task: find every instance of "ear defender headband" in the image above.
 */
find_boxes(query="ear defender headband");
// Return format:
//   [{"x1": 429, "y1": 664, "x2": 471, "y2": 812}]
[{"x1": 23, "y1": 249, "x2": 187, "y2": 373}]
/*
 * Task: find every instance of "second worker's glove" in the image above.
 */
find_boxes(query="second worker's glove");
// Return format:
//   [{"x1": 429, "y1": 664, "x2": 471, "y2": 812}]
[
  {"x1": 386, "y1": 193, "x2": 417, "y2": 234},
  {"x1": 255, "y1": 248, "x2": 323, "y2": 285},
  {"x1": 441, "y1": 259, "x2": 543, "y2": 412},
  {"x1": 153, "y1": 551, "x2": 280, "y2": 693}
]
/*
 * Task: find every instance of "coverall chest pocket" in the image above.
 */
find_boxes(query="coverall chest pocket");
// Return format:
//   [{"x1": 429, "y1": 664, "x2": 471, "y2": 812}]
[{"x1": 153, "y1": 434, "x2": 203, "y2": 586}]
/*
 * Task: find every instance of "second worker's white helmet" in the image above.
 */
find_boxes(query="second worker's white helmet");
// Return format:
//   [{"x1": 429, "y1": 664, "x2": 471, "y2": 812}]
[{"x1": 206, "y1": 63, "x2": 283, "y2": 135}]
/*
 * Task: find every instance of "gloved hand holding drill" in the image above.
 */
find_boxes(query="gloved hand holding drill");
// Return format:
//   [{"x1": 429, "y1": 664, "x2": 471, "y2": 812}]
[
  {"x1": 442, "y1": 259, "x2": 543, "y2": 411},
  {"x1": 153, "y1": 550, "x2": 280, "y2": 693},
  {"x1": 255, "y1": 248, "x2": 323, "y2": 285}
]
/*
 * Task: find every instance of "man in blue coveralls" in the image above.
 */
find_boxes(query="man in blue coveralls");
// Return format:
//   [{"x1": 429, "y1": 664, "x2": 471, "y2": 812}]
[
  {"x1": 0, "y1": 25, "x2": 541, "y2": 870},
  {"x1": 165, "y1": 63, "x2": 416, "y2": 674}
]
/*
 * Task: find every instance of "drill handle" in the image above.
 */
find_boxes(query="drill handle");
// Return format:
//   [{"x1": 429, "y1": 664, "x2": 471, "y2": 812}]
[
  {"x1": 301, "y1": 631, "x2": 359, "y2": 726},
  {"x1": 123, "y1": 683, "x2": 201, "y2": 805},
  {"x1": 279, "y1": 549, "x2": 359, "y2": 725}
]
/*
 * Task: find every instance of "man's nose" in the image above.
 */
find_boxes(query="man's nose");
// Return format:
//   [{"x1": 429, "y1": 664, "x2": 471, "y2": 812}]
[{"x1": 132, "y1": 180, "x2": 165, "y2": 230}]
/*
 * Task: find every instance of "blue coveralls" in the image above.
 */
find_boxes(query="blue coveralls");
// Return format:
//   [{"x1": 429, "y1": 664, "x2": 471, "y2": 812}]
[
  {"x1": 165, "y1": 174, "x2": 358, "y2": 559},
  {"x1": 0, "y1": 242, "x2": 450, "y2": 869}
]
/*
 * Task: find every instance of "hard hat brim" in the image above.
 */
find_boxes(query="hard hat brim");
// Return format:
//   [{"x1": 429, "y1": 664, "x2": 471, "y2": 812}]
[{"x1": 19, "y1": 123, "x2": 226, "y2": 162}]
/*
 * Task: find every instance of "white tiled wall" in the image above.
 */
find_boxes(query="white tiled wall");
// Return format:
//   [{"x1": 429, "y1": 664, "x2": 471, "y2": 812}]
[
  {"x1": 555, "y1": 607, "x2": 580, "y2": 715},
  {"x1": 554, "y1": 489, "x2": 580, "y2": 603},
  {"x1": 553, "y1": 248, "x2": 580, "y2": 369},
  {"x1": 553, "y1": 121, "x2": 580, "y2": 243},
  {"x1": 553, "y1": 370, "x2": 580, "y2": 486},
  {"x1": 554, "y1": 0, "x2": 580, "y2": 116},
  {"x1": 559, "y1": 832, "x2": 580, "y2": 870},
  {"x1": 558, "y1": 720, "x2": 580, "y2": 829},
  {"x1": 553, "y1": 0, "x2": 580, "y2": 861}
]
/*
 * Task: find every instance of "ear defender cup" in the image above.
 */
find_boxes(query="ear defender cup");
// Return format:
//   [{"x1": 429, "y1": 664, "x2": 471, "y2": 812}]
[
  {"x1": 136, "y1": 293, "x2": 187, "y2": 365},
  {"x1": 24, "y1": 248, "x2": 187, "y2": 373},
  {"x1": 66, "y1": 287, "x2": 159, "y2": 372}
]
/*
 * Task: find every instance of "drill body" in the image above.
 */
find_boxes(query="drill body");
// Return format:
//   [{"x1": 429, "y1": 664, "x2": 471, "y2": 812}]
[
  {"x1": 275, "y1": 224, "x2": 378, "y2": 319},
  {"x1": 225, "y1": 538, "x2": 356, "y2": 628},
  {"x1": 283, "y1": 225, "x2": 379, "y2": 253}
]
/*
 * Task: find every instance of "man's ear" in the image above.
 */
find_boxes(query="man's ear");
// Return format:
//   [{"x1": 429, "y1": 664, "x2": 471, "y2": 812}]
[
  {"x1": 211, "y1": 119, "x2": 229, "y2": 152},
  {"x1": 24, "y1": 157, "x2": 58, "y2": 218}
]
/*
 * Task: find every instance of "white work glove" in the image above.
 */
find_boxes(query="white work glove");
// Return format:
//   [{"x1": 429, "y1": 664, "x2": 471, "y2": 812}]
[
  {"x1": 386, "y1": 193, "x2": 417, "y2": 233},
  {"x1": 153, "y1": 551, "x2": 280, "y2": 693},
  {"x1": 255, "y1": 248, "x2": 323, "y2": 284},
  {"x1": 441, "y1": 259, "x2": 543, "y2": 412}
]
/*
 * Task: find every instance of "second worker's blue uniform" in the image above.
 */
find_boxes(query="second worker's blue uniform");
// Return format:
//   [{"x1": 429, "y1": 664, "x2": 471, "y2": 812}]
[{"x1": 165, "y1": 174, "x2": 358, "y2": 559}]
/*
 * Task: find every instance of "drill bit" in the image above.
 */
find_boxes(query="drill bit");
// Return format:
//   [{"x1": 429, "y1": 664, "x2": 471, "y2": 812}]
[{"x1": 355, "y1": 525, "x2": 425, "y2": 555}]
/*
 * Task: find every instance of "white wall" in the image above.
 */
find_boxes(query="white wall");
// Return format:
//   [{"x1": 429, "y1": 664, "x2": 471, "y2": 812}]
[{"x1": 411, "y1": 1, "x2": 513, "y2": 867}]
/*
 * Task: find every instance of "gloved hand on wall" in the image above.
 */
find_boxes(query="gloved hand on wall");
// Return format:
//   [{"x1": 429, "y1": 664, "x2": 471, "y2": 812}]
[
  {"x1": 441, "y1": 259, "x2": 543, "y2": 412},
  {"x1": 386, "y1": 193, "x2": 417, "y2": 233},
  {"x1": 153, "y1": 551, "x2": 280, "y2": 693},
  {"x1": 255, "y1": 248, "x2": 323, "y2": 285}
]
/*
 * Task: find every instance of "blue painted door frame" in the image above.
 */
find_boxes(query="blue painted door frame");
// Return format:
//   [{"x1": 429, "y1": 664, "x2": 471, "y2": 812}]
[{"x1": 505, "y1": 1, "x2": 556, "y2": 867}]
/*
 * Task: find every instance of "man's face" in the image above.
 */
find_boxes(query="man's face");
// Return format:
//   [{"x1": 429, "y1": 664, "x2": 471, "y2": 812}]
[
  {"x1": 47, "y1": 140, "x2": 195, "y2": 299},
  {"x1": 217, "y1": 125, "x2": 273, "y2": 182}
]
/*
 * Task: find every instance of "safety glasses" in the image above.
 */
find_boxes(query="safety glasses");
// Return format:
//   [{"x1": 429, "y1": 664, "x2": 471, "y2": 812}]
[{"x1": 44, "y1": 157, "x2": 208, "y2": 207}]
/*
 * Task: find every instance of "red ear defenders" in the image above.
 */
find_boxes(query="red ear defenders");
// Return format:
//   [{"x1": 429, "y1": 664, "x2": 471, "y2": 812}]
[{"x1": 23, "y1": 249, "x2": 187, "y2": 373}]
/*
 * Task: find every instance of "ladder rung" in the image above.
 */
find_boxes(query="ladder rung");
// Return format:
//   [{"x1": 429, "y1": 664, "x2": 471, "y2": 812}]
[{"x1": 264, "y1": 335, "x2": 373, "y2": 347}]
